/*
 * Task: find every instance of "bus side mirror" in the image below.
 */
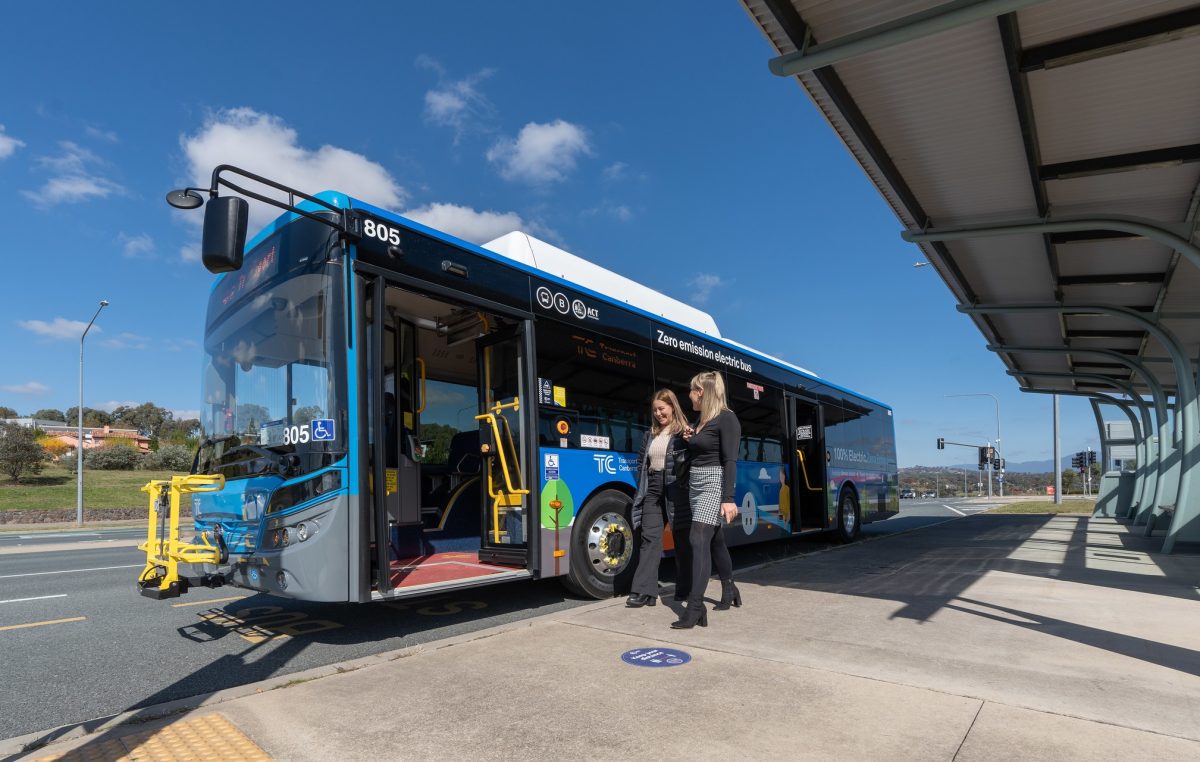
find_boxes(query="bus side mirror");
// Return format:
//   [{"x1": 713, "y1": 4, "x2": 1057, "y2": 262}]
[{"x1": 202, "y1": 196, "x2": 249, "y2": 273}]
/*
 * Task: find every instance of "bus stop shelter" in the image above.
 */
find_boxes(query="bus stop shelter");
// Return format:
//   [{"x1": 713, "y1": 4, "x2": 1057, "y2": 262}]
[{"x1": 740, "y1": 0, "x2": 1200, "y2": 551}]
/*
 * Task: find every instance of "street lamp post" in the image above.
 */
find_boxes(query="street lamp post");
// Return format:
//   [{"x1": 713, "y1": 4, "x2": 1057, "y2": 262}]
[
  {"x1": 77, "y1": 299, "x2": 109, "y2": 527},
  {"x1": 947, "y1": 393, "x2": 1003, "y2": 498}
]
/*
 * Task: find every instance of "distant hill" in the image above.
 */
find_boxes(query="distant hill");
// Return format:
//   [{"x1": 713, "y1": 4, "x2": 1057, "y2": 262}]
[
  {"x1": 944, "y1": 456, "x2": 1076, "y2": 473},
  {"x1": 900, "y1": 461, "x2": 1100, "y2": 497}
]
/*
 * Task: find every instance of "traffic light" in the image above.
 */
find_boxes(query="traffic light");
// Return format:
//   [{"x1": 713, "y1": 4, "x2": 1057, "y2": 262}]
[
  {"x1": 937, "y1": 437, "x2": 944, "y2": 450},
  {"x1": 1087, "y1": 450, "x2": 1096, "y2": 465},
  {"x1": 978, "y1": 446, "x2": 988, "y2": 468},
  {"x1": 1071, "y1": 452, "x2": 1083, "y2": 469}
]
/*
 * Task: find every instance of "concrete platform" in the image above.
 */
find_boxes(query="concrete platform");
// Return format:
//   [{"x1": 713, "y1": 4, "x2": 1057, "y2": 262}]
[{"x1": 7, "y1": 513, "x2": 1200, "y2": 761}]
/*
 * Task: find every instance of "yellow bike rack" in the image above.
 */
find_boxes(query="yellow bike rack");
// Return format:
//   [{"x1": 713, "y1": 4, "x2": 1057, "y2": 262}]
[
  {"x1": 475, "y1": 398, "x2": 530, "y2": 544},
  {"x1": 137, "y1": 474, "x2": 228, "y2": 599}
]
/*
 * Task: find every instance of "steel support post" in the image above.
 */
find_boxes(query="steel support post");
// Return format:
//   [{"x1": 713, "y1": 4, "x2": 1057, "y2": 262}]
[
  {"x1": 959, "y1": 304, "x2": 1199, "y2": 553},
  {"x1": 1007, "y1": 370, "x2": 1154, "y2": 519},
  {"x1": 987, "y1": 344, "x2": 1169, "y2": 523}
]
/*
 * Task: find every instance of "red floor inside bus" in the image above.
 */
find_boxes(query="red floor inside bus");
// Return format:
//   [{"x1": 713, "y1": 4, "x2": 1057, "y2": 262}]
[{"x1": 388, "y1": 551, "x2": 516, "y2": 589}]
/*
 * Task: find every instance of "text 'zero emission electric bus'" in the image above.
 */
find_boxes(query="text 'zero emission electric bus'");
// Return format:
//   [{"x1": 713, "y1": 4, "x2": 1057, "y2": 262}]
[{"x1": 139, "y1": 166, "x2": 897, "y2": 603}]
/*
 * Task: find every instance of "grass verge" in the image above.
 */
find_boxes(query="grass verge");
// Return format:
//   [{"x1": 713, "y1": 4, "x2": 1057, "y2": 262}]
[
  {"x1": 987, "y1": 499, "x2": 1095, "y2": 514},
  {"x1": 0, "y1": 465, "x2": 184, "y2": 512}
]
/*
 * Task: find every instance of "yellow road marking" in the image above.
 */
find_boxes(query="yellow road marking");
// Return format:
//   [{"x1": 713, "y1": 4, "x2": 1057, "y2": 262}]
[
  {"x1": 0, "y1": 616, "x2": 86, "y2": 632},
  {"x1": 171, "y1": 595, "x2": 249, "y2": 608}
]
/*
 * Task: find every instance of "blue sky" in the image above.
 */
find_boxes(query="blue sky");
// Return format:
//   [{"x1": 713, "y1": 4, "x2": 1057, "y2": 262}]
[{"x1": 0, "y1": 2, "x2": 1100, "y2": 467}]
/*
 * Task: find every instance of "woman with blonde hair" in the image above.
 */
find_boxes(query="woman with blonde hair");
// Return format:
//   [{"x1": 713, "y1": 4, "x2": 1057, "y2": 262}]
[
  {"x1": 626, "y1": 389, "x2": 691, "y2": 607},
  {"x1": 672, "y1": 370, "x2": 742, "y2": 629}
]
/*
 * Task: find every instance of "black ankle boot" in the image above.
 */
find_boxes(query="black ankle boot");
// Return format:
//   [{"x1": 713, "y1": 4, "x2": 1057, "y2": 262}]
[
  {"x1": 715, "y1": 580, "x2": 741, "y2": 611},
  {"x1": 670, "y1": 605, "x2": 708, "y2": 629},
  {"x1": 626, "y1": 593, "x2": 657, "y2": 608}
]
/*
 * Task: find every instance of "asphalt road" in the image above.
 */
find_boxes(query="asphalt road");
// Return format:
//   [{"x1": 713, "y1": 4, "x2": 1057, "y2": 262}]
[{"x1": 0, "y1": 500, "x2": 985, "y2": 740}]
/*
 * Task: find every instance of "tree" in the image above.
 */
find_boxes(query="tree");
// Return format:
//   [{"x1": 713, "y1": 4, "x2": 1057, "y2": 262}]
[
  {"x1": 65, "y1": 407, "x2": 113, "y2": 428},
  {"x1": 37, "y1": 436, "x2": 70, "y2": 458},
  {"x1": 0, "y1": 406, "x2": 18, "y2": 419},
  {"x1": 31, "y1": 408, "x2": 66, "y2": 422},
  {"x1": 110, "y1": 403, "x2": 172, "y2": 438},
  {"x1": 160, "y1": 418, "x2": 201, "y2": 445},
  {"x1": 0, "y1": 423, "x2": 49, "y2": 483}
]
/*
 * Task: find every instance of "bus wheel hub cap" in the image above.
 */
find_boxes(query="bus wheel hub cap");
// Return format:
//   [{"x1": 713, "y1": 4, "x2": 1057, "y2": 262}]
[{"x1": 589, "y1": 513, "x2": 632, "y2": 575}]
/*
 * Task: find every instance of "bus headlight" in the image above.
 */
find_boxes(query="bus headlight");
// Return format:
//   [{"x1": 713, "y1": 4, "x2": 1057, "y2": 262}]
[{"x1": 296, "y1": 523, "x2": 310, "y2": 542}]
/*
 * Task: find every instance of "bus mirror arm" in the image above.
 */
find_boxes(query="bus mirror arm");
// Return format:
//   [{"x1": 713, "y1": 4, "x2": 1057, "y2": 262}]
[{"x1": 164, "y1": 164, "x2": 358, "y2": 274}]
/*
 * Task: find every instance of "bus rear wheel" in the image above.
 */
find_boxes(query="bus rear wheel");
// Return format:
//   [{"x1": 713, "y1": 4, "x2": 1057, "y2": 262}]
[
  {"x1": 564, "y1": 489, "x2": 635, "y2": 599},
  {"x1": 836, "y1": 489, "x2": 860, "y2": 543}
]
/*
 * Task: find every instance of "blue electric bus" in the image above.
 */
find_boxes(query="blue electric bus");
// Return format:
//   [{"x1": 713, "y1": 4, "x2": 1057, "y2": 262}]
[{"x1": 139, "y1": 166, "x2": 897, "y2": 602}]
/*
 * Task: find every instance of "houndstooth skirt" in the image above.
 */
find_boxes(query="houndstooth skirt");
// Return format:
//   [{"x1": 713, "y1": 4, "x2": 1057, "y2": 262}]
[{"x1": 689, "y1": 466, "x2": 724, "y2": 526}]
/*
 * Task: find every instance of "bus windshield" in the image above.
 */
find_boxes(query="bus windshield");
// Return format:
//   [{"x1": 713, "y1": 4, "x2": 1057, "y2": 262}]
[{"x1": 199, "y1": 217, "x2": 346, "y2": 478}]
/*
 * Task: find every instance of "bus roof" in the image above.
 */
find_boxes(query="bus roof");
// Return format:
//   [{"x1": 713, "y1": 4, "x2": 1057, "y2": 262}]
[{"x1": 481, "y1": 231, "x2": 721, "y2": 338}]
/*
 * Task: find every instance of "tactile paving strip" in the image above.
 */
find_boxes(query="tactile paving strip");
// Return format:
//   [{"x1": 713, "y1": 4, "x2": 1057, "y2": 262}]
[{"x1": 32, "y1": 713, "x2": 271, "y2": 761}]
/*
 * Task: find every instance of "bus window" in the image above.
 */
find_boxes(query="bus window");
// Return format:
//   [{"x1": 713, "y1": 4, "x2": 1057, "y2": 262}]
[{"x1": 535, "y1": 320, "x2": 652, "y2": 452}]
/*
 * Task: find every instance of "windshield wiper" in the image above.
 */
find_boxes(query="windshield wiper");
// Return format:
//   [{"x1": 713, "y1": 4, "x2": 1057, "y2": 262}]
[
  {"x1": 217, "y1": 443, "x2": 293, "y2": 477},
  {"x1": 197, "y1": 434, "x2": 242, "y2": 474}
]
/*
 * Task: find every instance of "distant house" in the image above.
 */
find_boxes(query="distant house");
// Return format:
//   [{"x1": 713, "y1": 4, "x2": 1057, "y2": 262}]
[{"x1": 16, "y1": 423, "x2": 151, "y2": 455}]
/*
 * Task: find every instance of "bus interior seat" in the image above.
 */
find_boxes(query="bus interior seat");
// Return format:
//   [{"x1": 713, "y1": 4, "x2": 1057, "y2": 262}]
[{"x1": 423, "y1": 430, "x2": 482, "y2": 541}]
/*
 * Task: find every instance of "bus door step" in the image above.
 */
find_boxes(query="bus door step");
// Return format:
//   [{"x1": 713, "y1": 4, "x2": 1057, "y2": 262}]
[{"x1": 478, "y1": 546, "x2": 526, "y2": 567}]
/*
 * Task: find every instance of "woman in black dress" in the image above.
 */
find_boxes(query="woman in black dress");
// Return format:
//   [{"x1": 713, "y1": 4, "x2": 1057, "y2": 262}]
[
  {"x1": 626, "y1": 389, "x2": 691, "y2": 607},
  {"x1": 672, "y1": 370, "x2": 741, "y2": 629}
]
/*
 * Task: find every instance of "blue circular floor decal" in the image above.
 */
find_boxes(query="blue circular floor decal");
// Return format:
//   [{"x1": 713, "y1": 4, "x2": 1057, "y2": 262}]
[{"x1": 621, "y1": 647, "x2": 691, "y2": 667}]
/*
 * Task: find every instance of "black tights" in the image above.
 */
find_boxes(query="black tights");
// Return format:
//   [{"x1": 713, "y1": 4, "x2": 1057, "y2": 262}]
[{"x1": 686, "y1": 521, "x2": 732, "y2": 609}]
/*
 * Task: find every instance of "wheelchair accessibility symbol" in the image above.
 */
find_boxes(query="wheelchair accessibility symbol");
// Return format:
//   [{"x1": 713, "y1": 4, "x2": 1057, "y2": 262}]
[{"x1": 311, "y1": 419, "x2": 336, "y2": 441}]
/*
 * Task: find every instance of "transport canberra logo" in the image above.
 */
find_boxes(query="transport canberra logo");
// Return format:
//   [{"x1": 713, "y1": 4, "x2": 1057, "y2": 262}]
[{"x1": 536, "y1": 286, "x2": 599, "y2": 322}]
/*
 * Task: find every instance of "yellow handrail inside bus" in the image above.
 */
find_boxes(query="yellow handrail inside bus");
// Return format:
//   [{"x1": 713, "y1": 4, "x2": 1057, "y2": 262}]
[
  {"x1": 415, "y1": 357, "x2": 427, "y2": 414},
  {"x1": 137, "y1": 474, "x2": 226, "y2": 598},
  {"x1": 475, "y1": 398, "x2": 530, "y2": 543},
  {"x1": 796, "y1": 450, "x2": 824, "y2": 492}
]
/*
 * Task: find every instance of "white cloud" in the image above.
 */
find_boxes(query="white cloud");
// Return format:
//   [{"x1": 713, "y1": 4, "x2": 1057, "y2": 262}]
[
  {"x1": 119, "y1": 233, "x2": 155, "y2": 259},
  {"x1": 487, "y1": 120, "x2": 592, "y2": 184},
  {"x1": 688, "y1": 273, "x2": 726, "y2": 305},
  {"x1": 582, "y1": 202, "x2": 633, "y2": 222},
  {"x1": 0, "y1": 125, "x2": 24, "y2": 160},
  {"x1": 85, "y1": 125, "x2": 119, "y2": 143},
  {"x1": 162, "y1": 338, "x2": 198, "y2": 353},
  {"x1": 171, "y1": 409, "x2": 201, "y2": 421},
  {"x1": 0, "y1": 381, "x2": 49, "y2": 395},
  {"x1": 96, "y1": 400, "x2": 139, "y2": 413},
  {"x1": 181, "y1": 108, "x2": 407, "y2": 231},
  {"x1": 419, "y1": 59, "x2": 495, "y2": 144},
  {"x1": 22, "y1": 141, "x2": 124, "y2": 206},
  {"x1": 402, "y1": 202, "x2": 556, "y2": 245},
  {"x1": 100, "y1": 332, "x2": 150, "y2": 350},
  {"x1": 602, "y1": 162, "x2": 627, "y2": 181},
  {"x1": 18, "y1": 317, "x2": 100, "y2": 340},
  {"x1": 179, "y1": 243, "x2": 200, "y2": 263}
]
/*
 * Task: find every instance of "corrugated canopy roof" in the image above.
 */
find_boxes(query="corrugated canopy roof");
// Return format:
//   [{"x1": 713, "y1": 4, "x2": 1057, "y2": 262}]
[{"x1": 742, "y1": 0, "x2": 1200, "y2": 409}]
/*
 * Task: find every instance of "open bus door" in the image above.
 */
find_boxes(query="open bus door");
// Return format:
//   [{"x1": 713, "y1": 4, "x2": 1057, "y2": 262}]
[
  {"x1": 475, "y1": 327, "x2": 531, "y2": 566},
  {"x1": 788, "y1": 395, "x2": 827, "y2": 532}
]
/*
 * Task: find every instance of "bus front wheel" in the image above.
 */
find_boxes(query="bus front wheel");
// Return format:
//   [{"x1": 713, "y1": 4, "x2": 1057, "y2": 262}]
[
  {"x1": 564, "y1": 489, "x2": 635, "y2": 599},
  {"x1": 836, "y1": 489, "x2": 860, "y2": 543}
]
